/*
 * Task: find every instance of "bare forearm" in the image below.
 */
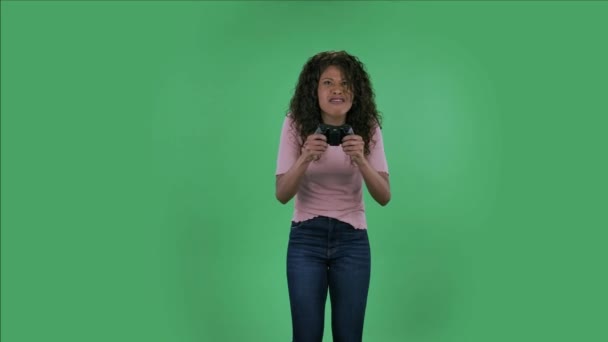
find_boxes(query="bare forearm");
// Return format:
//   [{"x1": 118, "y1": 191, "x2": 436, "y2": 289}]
[
  {"x1": 358, "y1": 160, "x2": 391, "y2": 206},
  {"x1": 276, "y1": 156, "x2": 311, "y2": 204}
]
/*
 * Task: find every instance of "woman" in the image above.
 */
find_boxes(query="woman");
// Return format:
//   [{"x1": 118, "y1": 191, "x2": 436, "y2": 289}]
[{"x1": 275, "y1": 50, "x2": 390, "y2": 342}]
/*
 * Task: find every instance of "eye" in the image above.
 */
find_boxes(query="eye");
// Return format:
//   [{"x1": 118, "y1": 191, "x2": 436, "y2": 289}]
[{"x1": 323, "y1": 80, "x2": 331, "y2": 85}]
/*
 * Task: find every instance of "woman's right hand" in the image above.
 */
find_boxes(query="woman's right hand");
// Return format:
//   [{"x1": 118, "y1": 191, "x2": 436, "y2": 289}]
[{"x1": 301, "y1": 134, "x2": 328, "y2": 162}]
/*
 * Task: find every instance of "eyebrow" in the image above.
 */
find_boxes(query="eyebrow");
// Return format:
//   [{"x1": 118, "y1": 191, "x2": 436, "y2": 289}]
[{"x1": 320, "y1": 77, "x2": 347, "y2": 81}]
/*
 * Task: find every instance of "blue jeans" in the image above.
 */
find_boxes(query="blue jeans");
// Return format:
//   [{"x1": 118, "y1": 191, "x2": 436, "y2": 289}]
[{"x1": 287, "y1": 216, "x2": 371, "y2": 342}]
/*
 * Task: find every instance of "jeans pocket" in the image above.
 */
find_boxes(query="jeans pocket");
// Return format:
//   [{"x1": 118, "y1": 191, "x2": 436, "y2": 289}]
[
  {"x1": 348, "y1": 226, "x2": 370, "y2": 243},
  {"x1": 290, "y1": 221, "x2": 304, "y2": 230}
]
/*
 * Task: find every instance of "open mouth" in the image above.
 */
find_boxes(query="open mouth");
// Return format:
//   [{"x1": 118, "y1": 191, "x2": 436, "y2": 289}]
[{"x1": 329, "y1": 97, "x2": 345, "y2": 103}]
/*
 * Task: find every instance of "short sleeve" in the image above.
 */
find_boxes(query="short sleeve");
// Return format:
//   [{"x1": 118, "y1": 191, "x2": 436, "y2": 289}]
[
  {"x1": 275, "y1": 115, "x2": 301, "y2": 175},
  {"x1": 367, "y1": 125, "x2": 389, "y2": 174}
]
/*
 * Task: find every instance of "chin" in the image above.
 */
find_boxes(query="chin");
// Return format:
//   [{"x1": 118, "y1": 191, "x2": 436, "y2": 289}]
[{"x1": 322, "y1": 108, "x2": 350, "y2": 117}]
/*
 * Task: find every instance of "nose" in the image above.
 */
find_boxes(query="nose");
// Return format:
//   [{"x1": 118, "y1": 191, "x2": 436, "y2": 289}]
[{"x1": 331, "y1": 86, "x2": 343, "y2": 94}]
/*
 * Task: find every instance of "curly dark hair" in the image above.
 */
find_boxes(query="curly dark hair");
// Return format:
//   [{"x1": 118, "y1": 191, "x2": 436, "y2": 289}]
[{"x1": 287, "y1": 50, "x2": 382, "y2": 156}]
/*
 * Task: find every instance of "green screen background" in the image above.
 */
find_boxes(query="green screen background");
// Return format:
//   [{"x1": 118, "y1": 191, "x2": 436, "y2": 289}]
[{"x1": 2, "y1": 1, "x2": 607, "y2": 341}]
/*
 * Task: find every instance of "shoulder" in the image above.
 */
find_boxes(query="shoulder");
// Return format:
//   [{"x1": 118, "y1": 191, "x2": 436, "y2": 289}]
[
  {"x1": 366, "y1": 123, "x2": 386, "y2": 155},
  {"x1": 279, "y1": 113, "x2": 302, "y2": 144},
  {"x1": 369, "y1": 123, "x2": 384, "y2": 143},
  {"x1": 281, "y1": 113, "x2": 298, "y2": 133}
]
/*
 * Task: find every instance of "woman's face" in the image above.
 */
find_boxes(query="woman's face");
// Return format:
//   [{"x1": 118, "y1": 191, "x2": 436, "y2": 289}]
[{"x1": 317, "y1": 65, "x2": 353, "y2": 125}]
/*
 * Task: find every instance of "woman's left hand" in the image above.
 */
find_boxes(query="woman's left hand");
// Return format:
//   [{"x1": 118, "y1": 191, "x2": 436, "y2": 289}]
[{"x1": 341, "y1": 135, "x2": 366, "y2": 165}]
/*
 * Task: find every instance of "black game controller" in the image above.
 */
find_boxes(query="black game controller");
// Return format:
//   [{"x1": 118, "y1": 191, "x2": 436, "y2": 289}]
[{"x1": 315, "y1": 123, "x2": 354, "y2": 146}]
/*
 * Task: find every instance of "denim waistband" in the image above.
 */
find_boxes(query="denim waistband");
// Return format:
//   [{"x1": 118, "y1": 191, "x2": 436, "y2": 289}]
[{"x1": 291, "y1": 215, "x2": 357, "y2": 231}]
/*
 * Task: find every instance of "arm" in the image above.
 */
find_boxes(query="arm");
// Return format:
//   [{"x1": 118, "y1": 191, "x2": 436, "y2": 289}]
[
  {"x1": 276, "y1": 133, "x2": 328, "y2": 204},
  {"x1": 275, "y1": 155, "x2": 312, "y2": 204},
  {"x1": 357, "y1": 159, "x2": 391, "y2": 206},
  {"x1": 342, "y1": 129, "x2": 391, "y2": 206}
]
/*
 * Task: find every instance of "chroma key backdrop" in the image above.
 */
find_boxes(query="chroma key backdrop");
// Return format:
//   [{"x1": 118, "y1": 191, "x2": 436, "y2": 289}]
[{"x1": 2, "y1": 1, "x2": 607, "y2": 342}]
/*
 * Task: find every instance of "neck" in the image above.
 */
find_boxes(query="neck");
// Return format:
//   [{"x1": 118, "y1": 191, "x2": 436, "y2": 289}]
[{"x1": 321, "y1": 113, "x2": 346, "y2": 126}]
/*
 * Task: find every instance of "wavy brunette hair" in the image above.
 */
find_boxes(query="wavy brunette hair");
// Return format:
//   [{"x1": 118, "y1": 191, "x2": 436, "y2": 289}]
[{"x1": 287, "y1": 50, "x2": 382, "y2": 156}]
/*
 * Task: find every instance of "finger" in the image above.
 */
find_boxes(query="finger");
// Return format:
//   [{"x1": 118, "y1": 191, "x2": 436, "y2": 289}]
[
  {"x1": 342, "y1": 140, "x2": 361, "y2": 147},
  {"x1": 342, "y1": 141, "x2": 362, "y2": 148},
  {"x1": 311, "y1": 134, "x2": 327, "y2": 141},
  {"x1": 343, "y1": 146, "x2": 363, "y2": 152},
  {"x1": 309, "y1": 143, "x2": 328, "y2": 150},
  {"x1": 305, "y1": 140, "x2": 327, "y2": 148},
  {"x1": 309, "y1": 143, "x2": 328, "y2": 151},
  {"x1": 306, "y1": 135, "x2": 327, "y2": 144},
  {"x1": 342, "y1": 135, "x2": 362, "y2": 142},
  {"x1": 311, "y1": 152, "x2": 324, "y2": 160}
]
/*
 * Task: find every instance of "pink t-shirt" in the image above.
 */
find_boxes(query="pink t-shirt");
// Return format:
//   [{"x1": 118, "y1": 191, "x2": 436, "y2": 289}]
[{"x1": 275, "y1": 115, "x2": 389, "y2": 229}]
